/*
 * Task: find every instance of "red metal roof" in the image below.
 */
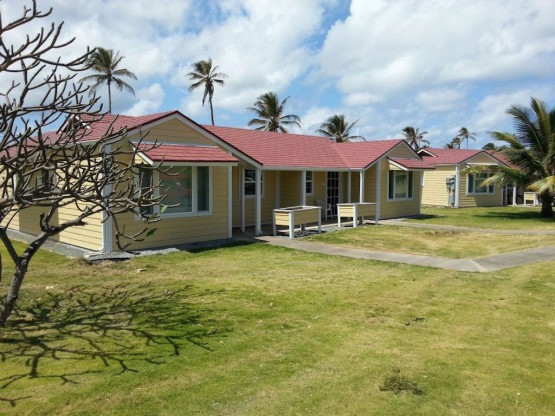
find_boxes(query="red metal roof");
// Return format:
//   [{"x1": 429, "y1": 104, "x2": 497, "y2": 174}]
[
  {"x1": 202, "y1": 125, "x2": 405, "y2": 169},
  {"x1": 486, "y1": 150, "x2": 513, "y2": 168},
  {"x1": 420, "y1": 148, "x2": 492, "y2": 165},
  {"x1": 44, "y1": 111, "x2": 178, "y2": 144},
  {"x1": 133, "y1": 143, "x2": 237, "y2": 164},
  {"x1": 389, "y1": 157, "x2": 435, "y2": 170}
]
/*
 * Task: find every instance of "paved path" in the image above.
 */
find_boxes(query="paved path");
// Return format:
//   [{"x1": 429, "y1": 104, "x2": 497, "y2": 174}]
[
  {"x1": 380, "y1": 219, "x2": 555, "y2": 235},
  {"x1": 253, "y1": 235, "x2": 555, "y2": 273}
]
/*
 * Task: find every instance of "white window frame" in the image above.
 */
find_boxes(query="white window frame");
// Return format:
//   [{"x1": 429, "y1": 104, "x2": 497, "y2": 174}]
[
  {"x1": 244, "y1": 169, "x2": 264, "y2": 199},
  {"x1": 305, "y1": 170, "x2": 313, "y2": 195},
  {"x1": 467, "y1": 172, "x2": 495, "y2": 195},
  {"x1": 387, "y1": 170, "x2": 414, "y2": 201},
  {"x1": 135, "y1": 166, "x2": 213, "y2": 220}
]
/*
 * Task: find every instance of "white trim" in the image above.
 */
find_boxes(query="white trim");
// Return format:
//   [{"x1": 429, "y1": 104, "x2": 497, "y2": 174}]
[
  {"x1": 276, "y1": 171, "x2": 281, "y2": 208},
  {"x1": 417, "y1": 148, "x2": 436, "y2": 157},
  {"x1": 244, "y1": 169, "x2": 265, "y2": 199},
  {"x1": 102, "y1": 144, "x2": 113, "y2": 253},
  {"x1": 455, "y1": 164, "x2": 461, "y2": 208},
  {"x1": 125, "y1": 112, "x2": 263, "y2": 169},
  {"x1": 135, "y1": 152, "x2": 155, "y2": 166},
  {"x1": 375, "y1": 160, "x2": 381, "y2": 222},
  {"x1": 347, "y1": 171, "x2": 352, "y2": 202},
  {"x1": 387, "y1": 170, "x2": 414, "y2": 202},
  {"x1": 301, "y1": 170, "x2": 307, "y2": 205},
  {"x1": 241, "y1": 166, "x2": 245, "y2": 232},
  {"x1": 359, "y1": 170, "x2": 365, "y2": 202},
  {"x1": 387, "y1": 159, "x2": 433, "y2": 172},
  {"x1": 255, "y1": 168, "x2": 262, "y2": 235},
  {"x1": 512, "y1": 185, "x2": 517, "y2": 206},
  {"x1": 418, "y1": 172, "x2": 422, "y2": 214},
  {"x1": 466, "y1": 172, "x2": 495, "y2": 195},
  {"x1": 227, "y1": 165, "x2": 232, "y2": 239},
  {"x1": 305, "y1": 170, "x2": 314, "y2": 196},
  {"x1": 262, "y1": 165, "x2": 355, "y2": 172}
]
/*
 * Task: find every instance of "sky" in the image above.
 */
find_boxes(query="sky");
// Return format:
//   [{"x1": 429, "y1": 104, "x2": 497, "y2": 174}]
[{"x1": 2, "y1": 0, "x2": 555, "y2": 148}]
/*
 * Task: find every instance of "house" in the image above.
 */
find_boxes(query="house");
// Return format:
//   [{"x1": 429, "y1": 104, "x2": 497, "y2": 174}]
[
  {"x1": 418, "y1": 148, "x2": 508, "y2": 208},
  {"x1": 8, "y1": 111, "x2": 433, "y2": 252}
]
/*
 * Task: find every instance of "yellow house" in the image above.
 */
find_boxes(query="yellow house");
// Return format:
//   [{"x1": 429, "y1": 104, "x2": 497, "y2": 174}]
[
  {"x1": 10, "y1": 111, "x2": 434, "y2": 252},
  {"x1": 418, "y1": 148, "x2": 508, "y2": 208}
]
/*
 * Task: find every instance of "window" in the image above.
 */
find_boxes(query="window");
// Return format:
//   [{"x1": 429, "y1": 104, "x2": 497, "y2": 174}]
[
  {"x1": 467, "y1": 173, "x2": 494, "y2": 194},
  {"x1": 136, "y1": 166, "x2": 211, "y2": 218},
  {"x1": 244, "y1": 169, "x2": 263, "y2": 197},
  {"x1": 197, "y1": 166, "x2": 210, "y2": 212},
  {"x1": 388, "y1": 170, "x2": 413, "y2": 200},
  {"x1": 305, "y1": 171, "x2": 313, "y2": 195},
  {"x1": 160, "y1": 167, "x2": 193, "y2": 214},
  {"x1": 138, "y1": 168, "x2": 153, "y2": 216}
]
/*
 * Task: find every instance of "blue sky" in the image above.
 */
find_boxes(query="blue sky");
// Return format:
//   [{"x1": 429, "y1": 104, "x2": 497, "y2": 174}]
[{"x1": 3, "y1": 0, "x2": 555, "y2": 148}]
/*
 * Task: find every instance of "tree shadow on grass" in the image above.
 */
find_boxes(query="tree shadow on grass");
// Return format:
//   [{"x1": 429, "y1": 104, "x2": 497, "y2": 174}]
[{"x1": 0, "y1": 283, "x2": 229, "y2": 406}]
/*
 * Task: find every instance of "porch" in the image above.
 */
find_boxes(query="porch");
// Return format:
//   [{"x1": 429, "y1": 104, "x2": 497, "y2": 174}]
[{"x1": 232, "y1": 163, "x2": 383, "y2": 236}]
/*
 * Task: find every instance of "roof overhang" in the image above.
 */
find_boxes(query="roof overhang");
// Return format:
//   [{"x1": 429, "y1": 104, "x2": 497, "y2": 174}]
[
  {"x1": 131, "y1": 141, "x2": 238, "y2": 167},
  {"x1": 388, "y1": 158, "x2": 435, "y2": 171}
]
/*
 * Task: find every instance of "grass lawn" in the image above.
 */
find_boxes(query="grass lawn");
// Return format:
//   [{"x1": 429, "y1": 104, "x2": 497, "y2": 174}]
[
  {"x1": 304, "y1": 225, "x2": 553, "y2": 258},
  {"x1": 405, "y1": 206, "x2": 555, "y2": 229},
  {"x1": 1, "y1": 241, "x2": 554, "y2": 415}
]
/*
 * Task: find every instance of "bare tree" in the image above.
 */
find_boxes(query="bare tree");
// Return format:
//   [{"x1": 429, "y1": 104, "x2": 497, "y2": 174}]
[{"x1": 0, "y1": 2, "x2": 162, "y2": 325}]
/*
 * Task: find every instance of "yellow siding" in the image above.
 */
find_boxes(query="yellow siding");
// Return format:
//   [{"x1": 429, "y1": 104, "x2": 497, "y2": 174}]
[
  {"x1": 115, "y1": 166, "x2": 229, "y2": 250},
  {"x1": 280, "y1": 171, "x2": 302, "y2": 208},
  {"x1": 305, "y1": 171, "x2": 327, "y2": 207},
  {"x1": 127, "y1": 118, "x2": 216, "y2": 146},
  {"x1": 459, "y1": 174, "x2": 503, "y2": 207},
  {"x1": 466, "y1": 152, "x2": 499, "y2": 164},
  {"x1": 421, "y1": 166, "x2": 455, "y2": 206},
  {"x1": 16, "y1": 204, "x2": 103, "y2": 251},
  {"x1": 380, "y1": 159, "x2": 421, "y2": 219}
]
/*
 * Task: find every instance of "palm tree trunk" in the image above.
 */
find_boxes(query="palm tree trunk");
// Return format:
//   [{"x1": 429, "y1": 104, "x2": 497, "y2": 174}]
[
  {"x1": 108, "y1": 80, "x2": 112, "y2": 114},
  {"x1": 209, "y1": 97, "x2": 215, "y2": 125},
  {"x1": 539, "y1": 193, "x2": 554, "y2": 218}
]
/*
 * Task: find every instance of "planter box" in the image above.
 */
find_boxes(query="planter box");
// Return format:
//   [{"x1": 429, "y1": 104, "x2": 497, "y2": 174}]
[
  {"x1": 273, "y1": 206, "x2": 322, "y2": 238},
  {"x1": 337, "y1": 202, "x2": 377, "y2": 227}
]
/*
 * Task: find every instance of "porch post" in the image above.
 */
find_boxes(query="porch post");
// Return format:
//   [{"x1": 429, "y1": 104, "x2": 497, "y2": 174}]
[
  {"x1": 512, "y1": 185, "x2": 517, "y2": 206},
  {"x1": 455, "y1": 164, "x2": 461, "y2": 208},
  {"x1": 359, "y1": 170, "x2": 365, "y2": 202},
  {"x1": 241, "y1": 166, "x2": 245, "y2": 232},
  {"x1": 276, "y1": 171, "x2": 281, "y2": 208},
  {"x1": 347, "y1": 171, "x2": 352, "y2": 202},
  {"x1": 228, "y1": 165, "x2": 233, "y2": 238},
  {"x1": 301, "y1": 170, "x2": 306, "y2": 205},
  {"x1": 375, "y1": 160, "x2": 381, "y2": 223},
  {"x1": 255, "y1": 168, "x2": 262, "y2": 235}
]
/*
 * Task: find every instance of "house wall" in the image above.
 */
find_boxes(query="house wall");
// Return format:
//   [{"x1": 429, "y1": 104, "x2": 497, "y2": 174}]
[
  {"x1": 421, "y1": 166, "x2": 455, "y2": 206},
  {"x1": 114, "y1": 165, "x2": 230, "y2": 250},
  {"x1": 459, "y1": 173, "x2": 503, "y2": 207},
  {"x1": 379, "y1": 145, "x2": 422, "y2": 219},
  {"x1": 129, "y1": 118, "x2": 216, "y2": 145}
]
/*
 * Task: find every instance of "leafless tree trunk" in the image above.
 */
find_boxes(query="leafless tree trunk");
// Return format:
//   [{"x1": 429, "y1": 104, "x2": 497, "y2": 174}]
[{"x1": 0, "y1": 1, "x2": 163, "y2": 325}]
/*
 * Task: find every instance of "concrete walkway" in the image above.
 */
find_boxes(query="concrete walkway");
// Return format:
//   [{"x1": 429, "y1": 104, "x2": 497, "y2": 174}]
[
  {"x1": 380, "y1": 219, "x2": 555, "y2": 235},
  {"x1": 253, "y1": 235, "x2": 555, "y2": 273}
]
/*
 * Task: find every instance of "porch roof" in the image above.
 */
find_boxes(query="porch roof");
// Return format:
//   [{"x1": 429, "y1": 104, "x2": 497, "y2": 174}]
[
  {"x1": 389, "y1": 157, "x2": 435, "y2": 171},
  {"x1": 418, "y1": 148, "x2": 497, "y2": 165},
  {"x1": 132, "y1": 142, "x2": 238, "y2": 164},
  {"x1": 202, "y1": 125, "x2": 405, "y2": 170}
]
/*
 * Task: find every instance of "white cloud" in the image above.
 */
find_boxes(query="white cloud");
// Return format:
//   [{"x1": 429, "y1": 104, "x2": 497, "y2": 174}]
[
  {"x1": 343, "y1": 92, "x2": 381, "y2": 107},
  {"x1": 126, "y1": 84, "x2": 165, "y2": 116},
  {"x1": 318, "y1": 0, "x2": 555, "y2": 95},
  {"x1": 416, "y1": 88, "x2": 467, "y2": 112}
]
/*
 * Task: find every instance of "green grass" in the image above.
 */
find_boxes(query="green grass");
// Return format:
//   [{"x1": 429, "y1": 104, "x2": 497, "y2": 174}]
[
  {"x1": 405, "y1": 206, "x2": 555, "y2": 229},
  {"x1": 305, "y1": 225, "x2": 553, "y2": 258},
  {"x1": 0, "y1": 241, "x2": 554, "y2": 415}
]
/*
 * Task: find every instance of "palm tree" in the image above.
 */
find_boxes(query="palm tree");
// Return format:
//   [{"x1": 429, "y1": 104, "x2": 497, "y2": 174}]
[
  {"x1": 401, "y1": 126, "x2": 429, "y2": 150},
  {"x1": 247, "y1": 92, "x2": 301, "y2": 133},
  {"x1": 316, "y1": 115, "x2": 364, "y2": 143},
  {"x1": 187, "y1": 58, "x2": 227, "y2": 125},
  {"x1": 80, "y1": 48, "x2": 137, "y2": 113},
  {"x1": 482, "y1": 142, "x2": 506, "y2": 151},
  {"x1": 445, "y1": 136, "x2": 462, "y2": 149},
  {"x1": 455, "y1": 127, "x2": 477, "y2": 149},
  {"x1": 469, "y1": 97, "x2": 555, "y2": 218}
]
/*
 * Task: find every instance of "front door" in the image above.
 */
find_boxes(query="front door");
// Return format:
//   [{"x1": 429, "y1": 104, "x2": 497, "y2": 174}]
[{"x1": 327, "y1": 171, "x2": 339, "y2": 218}]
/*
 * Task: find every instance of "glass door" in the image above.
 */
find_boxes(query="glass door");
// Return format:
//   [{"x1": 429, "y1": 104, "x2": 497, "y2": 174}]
[{"x1": 326, "y1": 171, "x2": 339, "y2": 218}]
